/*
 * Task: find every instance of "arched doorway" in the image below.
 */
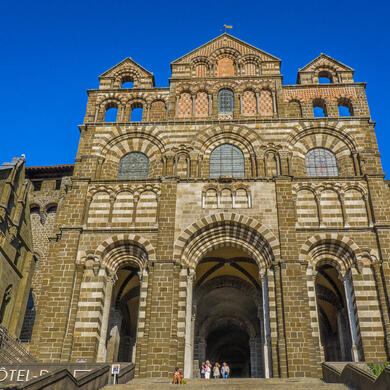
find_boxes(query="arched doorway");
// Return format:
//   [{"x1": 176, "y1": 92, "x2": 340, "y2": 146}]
[
  {"x1": 94, "y1": 240, "x2": 150, "y2": 363},
  {"x1": 315, "y1": 264, "x2": 353, "y2": 361},
  {"x1": 193, "y1": 247, "x2": 266, "y2": 378},
  {"x1": 176, "y1": 213, "x2": 279, "y2": 378},
  {"x1": 105, "y1": 265, "x2": 140, "y2": 362}
]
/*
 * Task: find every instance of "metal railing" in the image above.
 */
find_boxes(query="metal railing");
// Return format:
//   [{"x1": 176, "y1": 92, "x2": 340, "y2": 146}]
[{"x1": 0, "y1": 325, "x2": 36, "y2": 363}]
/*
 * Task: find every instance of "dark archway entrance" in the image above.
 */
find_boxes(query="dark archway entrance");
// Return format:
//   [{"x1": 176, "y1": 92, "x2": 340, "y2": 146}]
[
  {"x1": 316, "y1": 264, "x2": 353, "y2": 361},
  {"x1": 206, "y1": 324, "x2": 250, "y2": 377},
  {"x1": 193, "y1": 247, "x2": 265, "y2": 378},
  {"x1": 106, "y1": 265, "x2": 140, "y2": 362}
]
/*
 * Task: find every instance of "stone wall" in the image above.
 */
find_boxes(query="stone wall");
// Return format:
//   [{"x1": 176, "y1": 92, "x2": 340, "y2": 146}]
[{"x1": 0, "y1": 158, "x2": 35, "y2": 339}]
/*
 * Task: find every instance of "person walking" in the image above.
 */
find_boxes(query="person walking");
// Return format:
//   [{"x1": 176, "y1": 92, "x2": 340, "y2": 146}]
[
  {"x1": 213, "y1": 362, "x2": 220, "y2": 378},
  {"x1": 221, "y1": 362, "x2": 230, "y2": 378}
]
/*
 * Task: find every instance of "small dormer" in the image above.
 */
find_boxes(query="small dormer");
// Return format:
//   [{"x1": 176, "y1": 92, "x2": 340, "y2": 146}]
[
  {"x1": 297, "y1": 54, "x2": 354, "y2": 84},
  {"x1": 98, "y1": 58, "x2": 155, "y2": 89}
]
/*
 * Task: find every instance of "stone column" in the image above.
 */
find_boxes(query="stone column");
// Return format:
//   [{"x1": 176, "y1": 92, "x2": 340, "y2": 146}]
[
  {"x1": 108, "y1": 195, "x2": 115, "y2": 223},
  {"x1": 146, "y1": 104, "x2": 151, "y2": 121},
  {"x1": 339, "y1": 193, "x2": 349, "y2": 227},
  {"x1": 363, "y1": 194, "x2": 373, "y2": 226},
  {"x1": 133, "y1": 269, "x2": 149, "y2": 363},
  {"x1": 342, "y1": 272, "x2": 360, "y2": 361},
  {"x1": 261, "y1": 271, "x2": 272, "y2": 378},
  {"x1": 97, "y1": 273, "x2": 117, "y2": 362},
  {"x1": 306, "y1": 265, "x2": 325, "y2": 363},
  {"x1": 256, "y1": 92, "x2": 260, "y2": 115},
  {"x1": 272, "y1": 262, "x2": 288, "y2": 377},
  {"x1": 352, "y1": 152, "x2": 361, "y2": 176},
  {"x1": 189, "y1": 151, "x2": 198, "y2": 178},
  {"x1": 272, "y1": 92, "x2": 277, "y2": 116},
  {"x1": 94, "y1": 106, "x2": 99, "y2": 123},
  {"x1": 165, "y1": 151, "x2": 175, "y2": 176},
  {"x1": 372, "y1": 262, "x2": 390, "y2": 355},
  {"x1": 184, "y1": 269, "x2": 195, "y2": 378}
]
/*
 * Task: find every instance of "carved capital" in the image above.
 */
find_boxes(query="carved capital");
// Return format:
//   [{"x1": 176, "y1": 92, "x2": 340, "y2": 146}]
[
  {"x1": 188, "y1": 268, "x2": 196, "y2": 283},
  {"x1": 259, "y1": 268, "x2": 267, "y2": 279},
  {"x1": 107, "y1": 273, "x2": 118, "y2": 284},
  {"x1": 92, "y1": 261, "x2": 101, "y2": 277}
]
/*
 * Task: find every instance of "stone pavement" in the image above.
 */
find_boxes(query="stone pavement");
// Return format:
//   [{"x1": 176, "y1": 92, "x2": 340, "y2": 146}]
[{"x1": 103, "y1": 377, "x2": 349, "y2": 389}]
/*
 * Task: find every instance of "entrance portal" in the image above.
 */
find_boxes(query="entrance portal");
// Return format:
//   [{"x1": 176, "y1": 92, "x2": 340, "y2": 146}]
[
  {"x1": 193, "y1": 247, "x2": 266, "y2": 378},
  {"x1": 315, "y1": 264, "x2": 353, "y2": 361},
  {"x1": 106, "y1": 265, "x2": 140, "y2": 362}
]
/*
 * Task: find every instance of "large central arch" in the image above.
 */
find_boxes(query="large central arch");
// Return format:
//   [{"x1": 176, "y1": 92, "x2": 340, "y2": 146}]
[{"x1": 174, "y1": 213, "x2": 279, "y2": 378}]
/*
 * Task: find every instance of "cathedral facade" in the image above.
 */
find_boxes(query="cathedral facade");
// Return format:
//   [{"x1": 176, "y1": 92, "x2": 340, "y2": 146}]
[{"x1": 5, "y1": 34, "x2": 390, "y2": 378}]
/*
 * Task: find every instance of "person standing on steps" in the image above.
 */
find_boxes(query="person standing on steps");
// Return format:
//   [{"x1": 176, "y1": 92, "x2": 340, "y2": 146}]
[
  {"x1": 221, "y1": 362, "x2": 230, "y2": 378},
  {"x1": 204, "y1": 360, "x2": 211, "y2": 379},
  {"x1": 213, "y1": 362, "x2": 221, "y2": 378},
  {"x1": 200, "y1": 362, "x2": 206, "y2": 378}
]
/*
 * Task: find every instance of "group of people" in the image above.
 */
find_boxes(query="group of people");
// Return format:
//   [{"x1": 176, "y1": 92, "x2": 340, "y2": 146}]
[
  {"x1": 172, "y1": 361, "x2": 230, "y2": 384},
  {"x1": 200, "y1": 361, "x2": 230, "y2": 379}
]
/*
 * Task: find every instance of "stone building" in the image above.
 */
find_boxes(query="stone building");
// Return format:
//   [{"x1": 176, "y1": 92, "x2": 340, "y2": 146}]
[
  {"x1": 0, "y1": 158, "x2": 35, "y2": 339},
  {"x1": 14, "y1": 34, "x2": 390, "y2": 378}
]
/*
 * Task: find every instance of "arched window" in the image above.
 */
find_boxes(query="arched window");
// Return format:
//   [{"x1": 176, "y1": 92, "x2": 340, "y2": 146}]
[
  {"x1": 318, "y1": 70, "x2": 333, "y2": 84},
  {"x1": 306, "y1": 148, "x2": 338, "y2": 177},
  {"x1": 210, "y1": 144, "x2": 244, "y2": 178},
  {"x1": 218, "y1": 89, "x2": 234, "y2": 114},
  {"x1": 46, "y1": 204, "x2": 57, "y2": 214},
  {"x1": 121, "y1": 76, "x2": 134, "y2": 88},
  {"x1": 313, "y1": 98, "x2": 327, "y2": 117},
  {"x1": 130, "y1": 103, "x2": 143, "y2": 121},
  {"x1": 30, "y1": 205, "x2": 40, "y2": 215},
  {"x1": 338, "y1": 98, "x2": 354, "y2": 117},
  {"x1": 104, "y1": 103, "x2": 118, "y2": 122},
  {"x1": 118, "y1": 152, "x2": 149, "y2": 179}
]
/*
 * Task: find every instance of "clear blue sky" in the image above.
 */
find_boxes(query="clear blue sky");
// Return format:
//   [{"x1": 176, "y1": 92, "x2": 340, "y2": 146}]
[{"x1": 1, "y1": 1, "x2": 389, "y2": 174}]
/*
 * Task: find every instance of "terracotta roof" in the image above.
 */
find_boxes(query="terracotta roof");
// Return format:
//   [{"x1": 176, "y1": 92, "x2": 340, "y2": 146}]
[{"x1": 26, "y1": 164, "x2": 74, "y2": 178}]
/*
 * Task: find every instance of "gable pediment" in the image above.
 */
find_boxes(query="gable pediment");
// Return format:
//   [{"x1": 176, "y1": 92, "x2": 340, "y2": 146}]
[
  {"x1": 172, "y1": 33, "x2": 280, "y2": 64},
  {"x1": 98, "y1": 58, "x2": 155, "y2": 89},
  {"x1": 299, "y1": 54, "x2": 354, "y2": 72},
  {"x1": 99, "y1": 57, "x2": 154, "y2": 79}
]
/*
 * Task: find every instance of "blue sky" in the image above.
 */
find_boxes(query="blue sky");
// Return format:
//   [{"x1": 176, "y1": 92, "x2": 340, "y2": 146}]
[{"x1": 1, "y1": 1, "x2": 389, "y2": 174}]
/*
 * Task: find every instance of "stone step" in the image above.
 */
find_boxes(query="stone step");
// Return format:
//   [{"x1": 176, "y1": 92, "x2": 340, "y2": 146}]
[{"x1": 103, "y1": 378, "x2": 349, "y2": 389}]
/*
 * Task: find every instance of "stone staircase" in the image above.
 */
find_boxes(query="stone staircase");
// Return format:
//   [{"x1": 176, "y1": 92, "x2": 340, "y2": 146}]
[
  {"x1": 0, "y1": 325, "x2": 36, "y2": 364},
  {"x1": 103, "y1": 377, "x2": 349, "y2": 389}
]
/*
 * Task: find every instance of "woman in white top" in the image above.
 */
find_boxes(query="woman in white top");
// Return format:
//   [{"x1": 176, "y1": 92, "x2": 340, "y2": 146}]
[{"x1": 204, "y1": 360, "x2": 211, "y2": 379}]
